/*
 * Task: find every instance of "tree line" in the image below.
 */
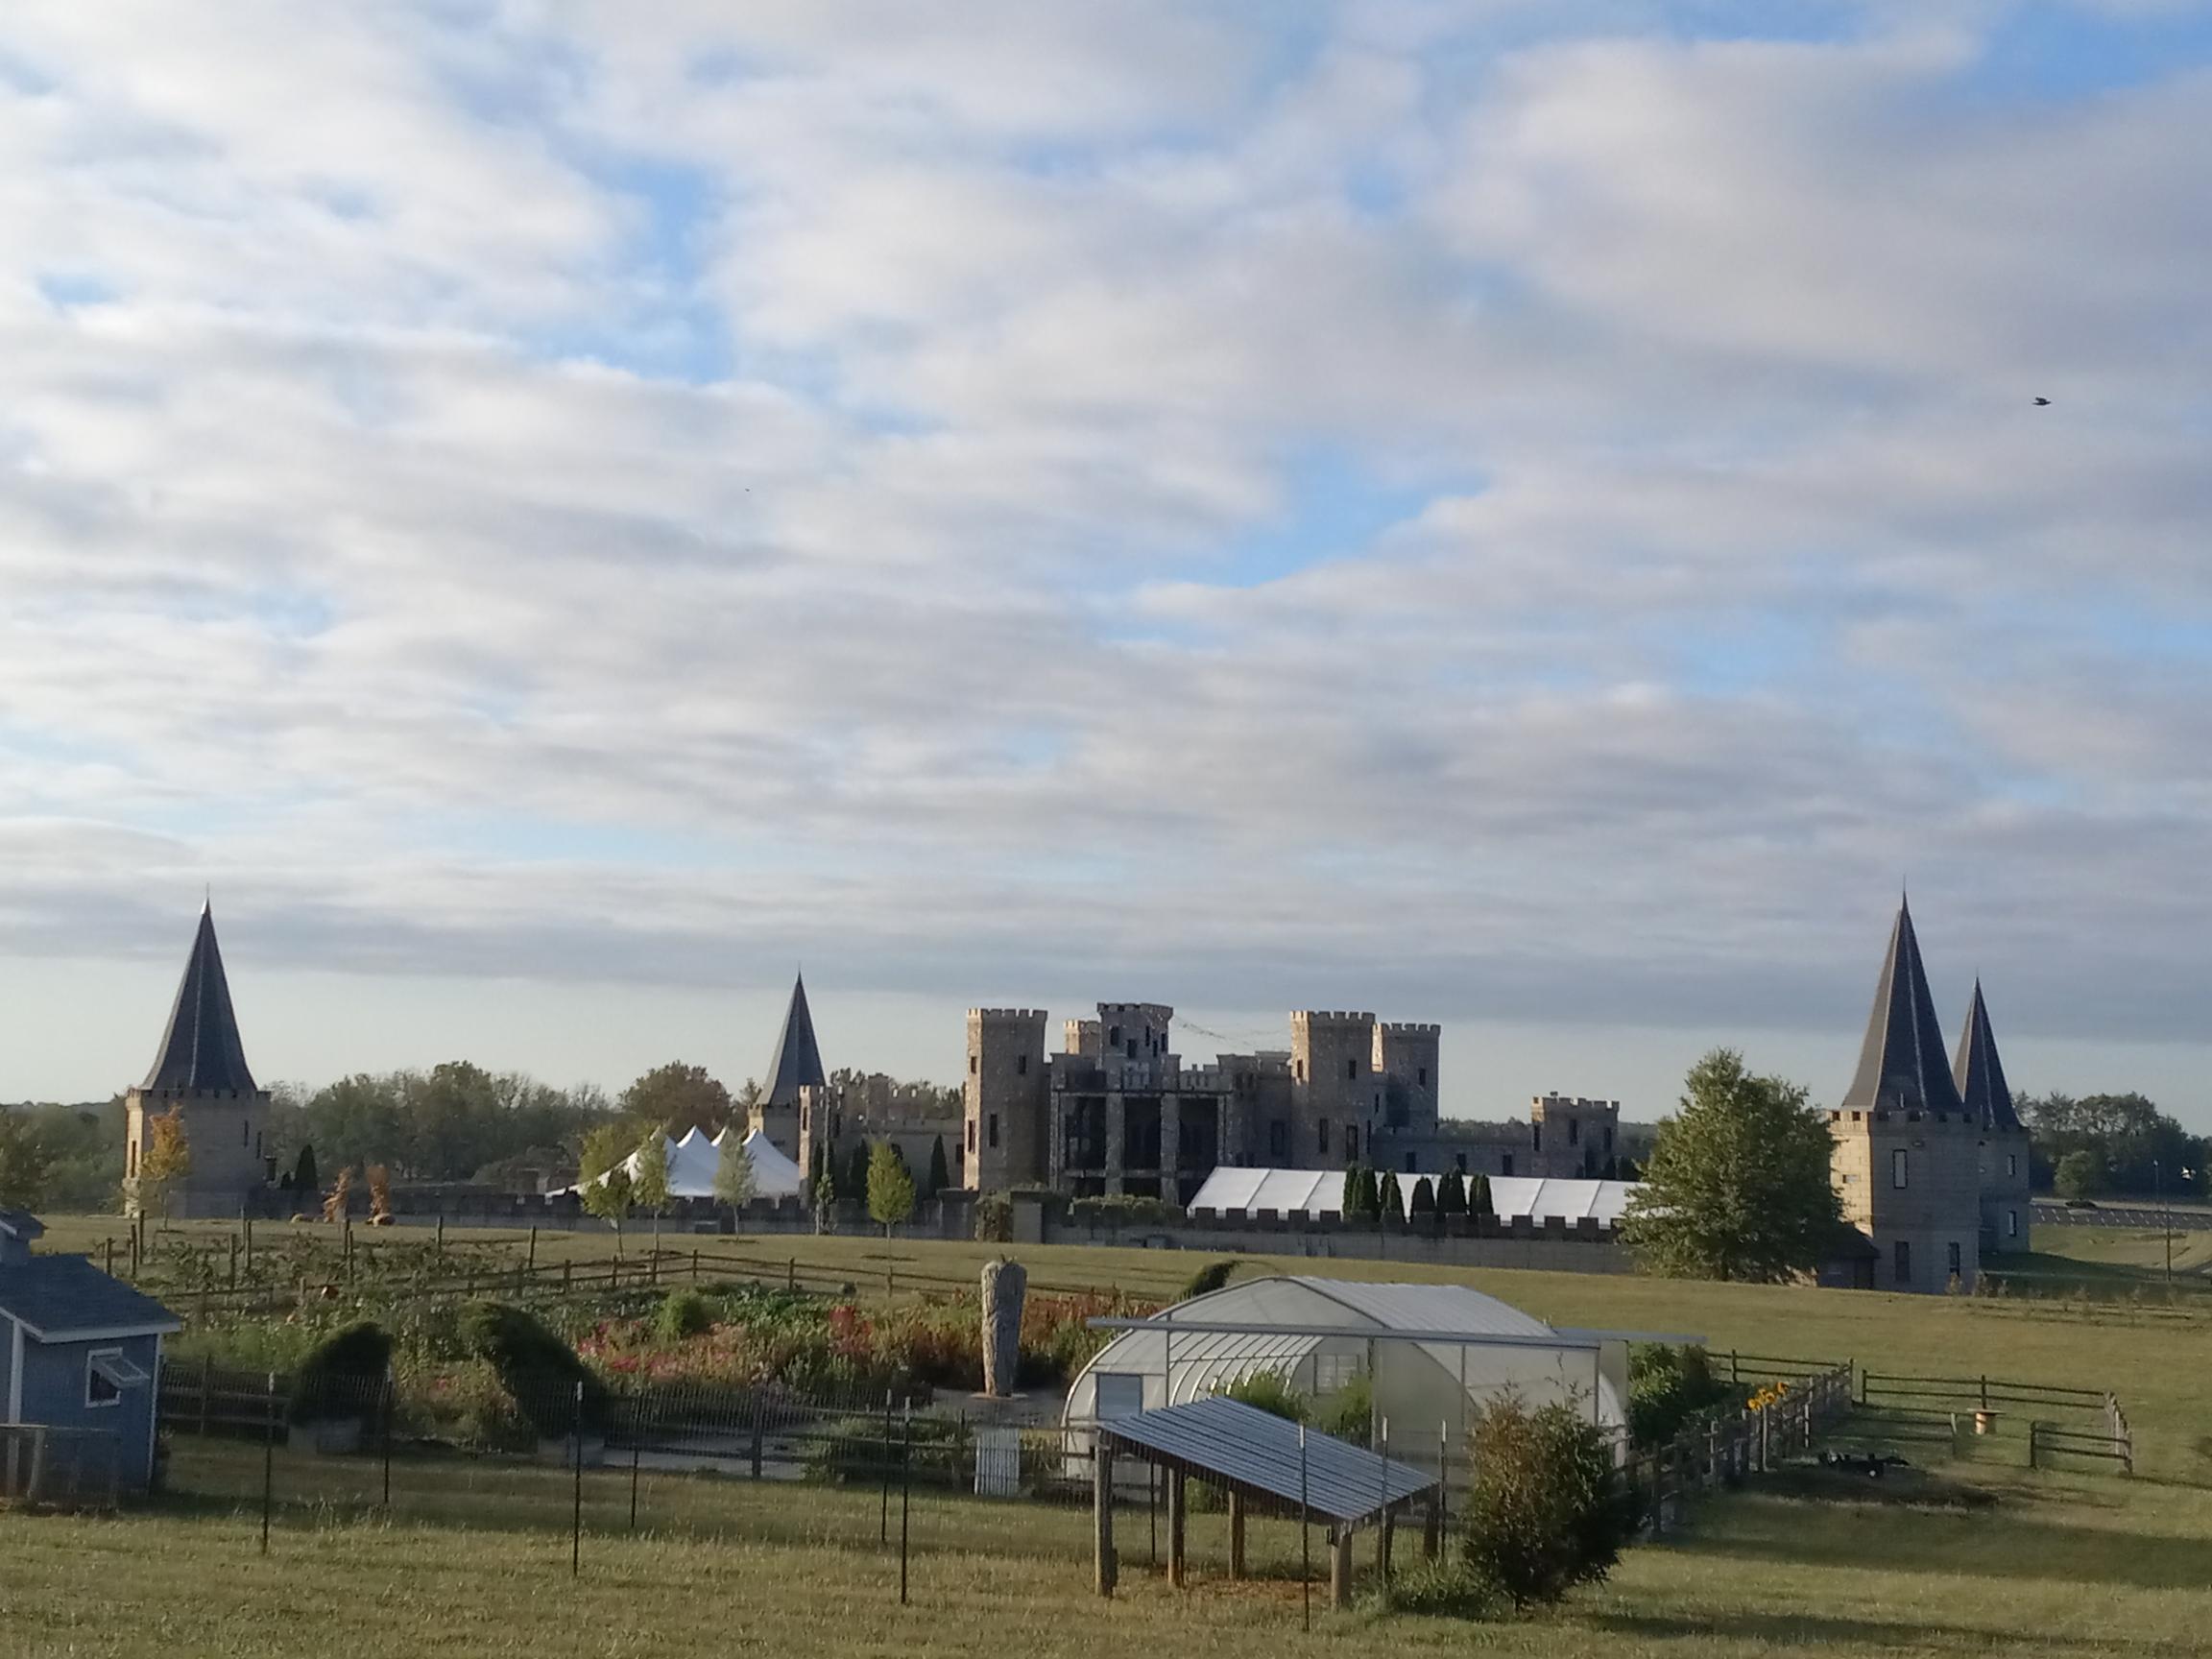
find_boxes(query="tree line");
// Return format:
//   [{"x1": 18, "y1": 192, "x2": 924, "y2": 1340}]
[{"x1": 2019, "y1": 1092, "x2": 2207, "y2": 1200}]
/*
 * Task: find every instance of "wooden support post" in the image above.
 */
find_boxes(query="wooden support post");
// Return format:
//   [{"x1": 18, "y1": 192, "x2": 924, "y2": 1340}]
[
  {"x1": 1330, "y1": 1526, "x2": 1353, "y2": 1609},
  {"x1": 1227, "y1": 1489, "x2": 1246, "y2": 1580},
  {"x1": 1094, "y1": 1445, "x2": 1118, "y2": 1597},
  {"x1": 1166, "y1": 1469, "x2": 1187, "y2": 1588}
]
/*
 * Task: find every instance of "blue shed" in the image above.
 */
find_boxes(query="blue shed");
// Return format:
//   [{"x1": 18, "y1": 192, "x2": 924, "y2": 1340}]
[{"x1": 0, "y1": 1212, "x2": 180, "y2": 1496}]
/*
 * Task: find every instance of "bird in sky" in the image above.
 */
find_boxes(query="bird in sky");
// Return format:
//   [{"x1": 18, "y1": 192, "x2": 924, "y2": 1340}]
[{"x1": 2032, "y1": 397, "x2": 2052, "y2": 406}]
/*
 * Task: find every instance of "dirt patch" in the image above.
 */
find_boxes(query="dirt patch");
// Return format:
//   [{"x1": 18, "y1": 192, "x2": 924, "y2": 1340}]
[{"x1": 1762, "y1": 1460, "x2": 1999, "y2": 1510}]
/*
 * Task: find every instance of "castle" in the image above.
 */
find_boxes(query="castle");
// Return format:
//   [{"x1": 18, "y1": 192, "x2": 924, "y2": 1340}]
[
  {"x1": 960, "y1": 1003, "x2": 1621, "y2": 1204},
  {"x1": 1826, "y1": 897, "x2": 2032, "y2": 1292},
  {"x1": 124, "y1": 902, "x2": 272, "y2": 1219}
]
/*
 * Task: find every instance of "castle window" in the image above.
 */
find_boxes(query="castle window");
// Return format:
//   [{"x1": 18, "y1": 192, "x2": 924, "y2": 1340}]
[
  {"x1": 1295, "y1": 1061, "x2": 1305, "y2": 1082},
  {"x1": 1268, "y1": 1120, "x2": 1288, "y2": 1159},
  {"x1": 1500, "y1": 1154, "x2": 1514, "y2": 1177},
  {"x1": 2007, "y1": 1209, "x2": 2019, "y2": 1238},
  {"x1": 987, "y1": 1114, "x2": 999, "y2": 1149},
  {"x1": 1346, "y1": 1126, "x2": 1358, "y2": 1161},
  {"x1": 1017, "y1": 1054, "x2": 1028, "y2": 1077},
  {"x1": 1317, "y1": 1118, "x2": 1330, "y2": 1155},
  {"x1": 1455, "y1": 1153, "x2": 1467, "y2": 1172},
  {"x1": 967, "y1": 1120, "x2": 976, "y2": 1152},
  {"x1": 1947, "y1": 1241, "x2": 1962, "y2": 1280},
  {"x1": 2007, "y1": 1153, "x2": 2017, "y2": 1178},
  {"x1": 1417, "y1": 1067, "x2": 1428, "y2": 1087},
  {"x1": 1893, "y1": 1240, "x2": 1911, "y2": 1284},
  {"x1": 1405, "y1": 1153, "x2": 1416, "y2": 1173},
  {"x1": 1531, "y1": 1124, "x2": 1542, "y2": 1153},
  {"x1": 970, "y1": 1055, "x2": 978, "y2": 1075},
  {"x1": 1891, "y1": 1149, "x2": 1909, "y2": 1189},
  {"x1": 128, "y1": 1142, "x2": 137, "y2": 1177},
  {"x1": 1604, "y1": 1125, "x2": 1615, "y2": 1152},
  {"x1": 1128, "y1": 1040, "x2": 1139, "y2": 1060},
  {"x1": 1568, "y1": 1119, "x2": 1580, "y2": 1146},
  {"x1": 242, "y1": 1118, "x2": 249, "y2": 1147},
  {"x1": 1346, "y1": 1057, "x2": 1358, "y2": 1081}
]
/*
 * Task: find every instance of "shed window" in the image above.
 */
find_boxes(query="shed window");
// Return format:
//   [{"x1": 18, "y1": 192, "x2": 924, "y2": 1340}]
[{"x1": 85, "y1": 1349, "x2": 147, "y2": 1408}]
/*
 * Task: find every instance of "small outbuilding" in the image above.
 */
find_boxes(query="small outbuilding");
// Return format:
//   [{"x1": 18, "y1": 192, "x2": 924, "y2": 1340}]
[{"x1": 0, "y1": 1211, "x2": 180, "y2": 1500}]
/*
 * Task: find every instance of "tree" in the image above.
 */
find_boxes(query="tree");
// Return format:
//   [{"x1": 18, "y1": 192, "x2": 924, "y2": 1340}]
[
  {"x1": 812, "y1": 1166, "x2": 838, "y2": 1232},
  {"x1": 1620, "y1": 1048, "x2": 1842, "y2": 1283},
  {"x1": 1341, "y1": 1163, "x2": 1367, "y2": 1219},
  {"x1": 2053, "y1": 1149, "x2": 2104, "y2": 1202},
  {"x1": 1437, "y1": 1167, "x2": 1468, "y2": 1217},
  {"x1": 1471, "y1": 1172, "x2": 1495, "y2": 1221},
  {"x1": 578, "y1": 1121, "x2": 637, "y2": 1256},
  {"x1": 1409, "y1": 1174, "x2": 1437, "y2": 1226},
  {"x1": 715, "y1": 1135, "x2": 757, "y2": 1233},
  {"x1": 0, "y1": 1113, "x2": 53, "y2": 1212},
  {"x1": 632, "y1": 1130, "x2": 672, "y2": 1245},
  {"x1": 1357, "y1": 1166, "x2": 1382, "y2": 1222},
  {"x1": 292, "y1": 1142, "x2": 319, "y2": 1197},
  {"x1": 2024, "y1": 1091, "x2": 2205, "y2": 1197},
  {"x1": 135, "y1": 1107, "x2": 191, "y2": 1218},
  {"x1": 1461, "y1": 1394, "x2": 1634, "y2": 1608},
  {"x1": 365, "y1": 1163, "x2": 393, "y2": 1221},
  {"x1": 867, "y1": 1140, "x2": 917, "y2": 1243},
  {"x1": 843, "y1": 1142, "x2": 872, "y2": 1203},
  {"x1": 1378, "y1": 1169, "x2": 1406, "y2": 1226},
  {"x1": 323, "y1": 1166, "x2": 354, "y2": 1224},
  {"x1": 924, "y1": 1136, "x2": 950, "y2": 1200},
  {"x1": 619, "y1": 1062, "x2": 733, "y2": 1138}
]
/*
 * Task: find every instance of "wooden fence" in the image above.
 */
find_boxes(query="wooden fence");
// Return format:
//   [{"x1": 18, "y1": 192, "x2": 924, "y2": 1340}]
[
  {"x1": 1857, "y1": 1366, "x2": 2132, "y2": 1474},
  {"x1": 1626, "y1": 1361, "x2": 1856, "y2": 1534}
]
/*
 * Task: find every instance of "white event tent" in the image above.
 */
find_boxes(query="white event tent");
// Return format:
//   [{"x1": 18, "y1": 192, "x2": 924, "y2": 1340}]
[
  {"x1": 1187, "y1": 1167, "x2": 1634, "y2": 1227},
  {"x1": 568, "y1": 1125, "x2": 805, "y2": 1200}
]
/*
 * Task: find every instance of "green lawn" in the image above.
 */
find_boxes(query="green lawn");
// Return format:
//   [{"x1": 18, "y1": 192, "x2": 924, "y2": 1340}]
[{"x1": 11, "y1": 1217, "x2": 2212, "y2": 1655}]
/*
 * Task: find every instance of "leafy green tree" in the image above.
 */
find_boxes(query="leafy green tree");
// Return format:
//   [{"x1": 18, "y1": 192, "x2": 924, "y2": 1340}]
[
  {"x1": 2053, "y1": 1148, "x2": 2104, "y2": 1202},
  {"x1": 619, "y1": 1062, "x2": 733, "y2": 1137},
  {"x1": 924, "y1": 1136, "x2": 950, "y2": 1199},
  {"x1": 0, "y1": 1113, "x2": 53, "y2": 1212},
  {"x1": 578, "y1": 1121, "x2": 637, "y2": 1256},
  {"x1": 1437, "y1": 1167, "x2": 1468, "y2": 1216},
  {"x1": 715, "y1": 1134, "x2": 757, "y2": 1233},
  {"x1": 866, "y1": 1141, "x2": 917, "y2": 1242},
  {"x1": 2025, "y1": 1092, "x2": 2206, "y2": 1197},
  {"x1": 1378, "y1": 1169, "x2": 1406, "y2": 1225},
  {"x1": 812, "y1": 1166, "x2": 838, "y2": 1232},
  {"x1": 1620, "y1": 1048, "x2": 1841, "y2": 1283},
  {"x1": 631, "y1": 1130, "x2": 672, "y2": 1245}
]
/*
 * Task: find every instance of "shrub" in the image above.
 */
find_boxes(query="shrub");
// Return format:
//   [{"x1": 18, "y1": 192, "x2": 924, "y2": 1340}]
[
  {"x1": 1460, "y1": 1394, "x2": 1634, "y2": 1609},
  {"x1": 655, "y1": 1287, "x2": 715, "y2": 1344},
  {"x1": 1626, "y1": 1343, "x2": 1744, "y2": 1449},
  {"x1": 461, "y1": 1301, "x2": 611, "y2": 1438},
  {"x1": 1067, "y1": 1194, "x2": 1176, "y2": 1228},
  {"x1": 1214, "y1": 1369, "x2": 1308, "y2": 1423},
  {"x1": 1380, "y1": 1556, "x2": 1501, "y2": 1620},
  {"x1": 1181, "y1": 1259, "x2": 1239, "y2": 1299},
  {"x1": 290, "y1": 1322, "x2": 393, "y2": 1425},
  {"x1": 974, "y1": 1194, "x2": 1013, "y2": 1243}
]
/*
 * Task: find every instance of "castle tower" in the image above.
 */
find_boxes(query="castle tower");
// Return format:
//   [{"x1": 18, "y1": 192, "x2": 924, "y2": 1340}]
[
  {"x1": 750, "y1": 972, "x2": 828, "y2": 1161},
  {"x1": 963, "y1": 1009, "x2": 1048, "y2": 1190},
  {"x1": 1372, "y1": 1022, "x2": 1440, "y2": 1138},
  {"x1": 1830, "y1": 897, "x2": 1983, "y2": 1292},
  {"x1": 125, "y1": 902, "x2": 270, "y2": 1219},
  {"x1": 1955, "y1": 979, "x2": 2032, "y2": 1254},
  {"x1": 1528, "y1": 1094, "x2": 1621, "y2": 1178},
  {"x1": 1290, "y1": 1011, "x2": 1380, "y2": 1166}
]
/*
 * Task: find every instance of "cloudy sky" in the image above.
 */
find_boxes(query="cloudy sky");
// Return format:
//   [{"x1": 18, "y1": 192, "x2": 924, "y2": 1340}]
[{"x1": 5, "y1": 2, "x2": 2211, "y2": 1123}]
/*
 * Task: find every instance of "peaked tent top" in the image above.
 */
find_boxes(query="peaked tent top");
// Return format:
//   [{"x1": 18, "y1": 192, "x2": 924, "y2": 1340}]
[
  {"x1": 1840, "y1": 897, "x2": 1963, "y2": 1116},
  {"x1": 757, "y1": 973, "x2": 827, "y2": 1108},
  {"x1": 142, "y1": 902, "x2": 259, "y2": 1094},
  {"x1": 1953, "y1": 979, "x2": 2023, "y2": 1133}
]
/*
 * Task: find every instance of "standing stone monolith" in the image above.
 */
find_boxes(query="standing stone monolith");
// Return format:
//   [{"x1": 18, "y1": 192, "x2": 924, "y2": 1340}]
[{"x1": 981, "y1": 1257, "x2": 1026, "y2": 1398}]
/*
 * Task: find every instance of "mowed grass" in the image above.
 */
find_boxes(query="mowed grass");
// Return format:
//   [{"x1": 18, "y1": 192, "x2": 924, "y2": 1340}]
[{"x1": 4, "y1": 1440, "x2": 2210, "y2": 1658}]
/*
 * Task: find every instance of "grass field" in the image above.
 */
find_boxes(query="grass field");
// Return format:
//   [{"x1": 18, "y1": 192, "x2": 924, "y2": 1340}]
[{"x1": 11, "y1": 1216, "x2": 2211, "y2": 1656}]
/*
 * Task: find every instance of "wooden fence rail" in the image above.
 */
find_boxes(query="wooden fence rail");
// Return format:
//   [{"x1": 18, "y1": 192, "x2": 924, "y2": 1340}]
[{"x1": 1625, "y1": 1362, "x2": 1855, "y2": 1535}]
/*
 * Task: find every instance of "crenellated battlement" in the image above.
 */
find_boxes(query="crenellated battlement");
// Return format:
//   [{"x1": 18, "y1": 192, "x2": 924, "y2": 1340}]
[
  {"x1": 970, "y1": 1007, "x2": 1048, "y2": 1022},
  {"x1": 1293, "y1": 1010, "x2": 1378, "y2": 1025}
]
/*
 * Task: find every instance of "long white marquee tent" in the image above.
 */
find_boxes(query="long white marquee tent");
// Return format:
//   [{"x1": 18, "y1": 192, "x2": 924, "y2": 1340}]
[{"x1": 1188, "y1": 1167, "x2": 1635, "y2": 1226}]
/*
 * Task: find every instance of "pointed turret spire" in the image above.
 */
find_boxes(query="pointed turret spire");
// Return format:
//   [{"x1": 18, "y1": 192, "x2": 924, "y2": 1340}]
[
  {"x1": 1953, "y1": 978, "x2": 2022, "y2": 1133},
  {"x1": 143, "y1": 901, "x2": 258, "y2": 1093},
  {"x1": 757, "y1": 972, "x2": 827, "y2": 1109},
  {"x1": 1840, "y1": 895, "x2": 1964, "y2": 1115}
]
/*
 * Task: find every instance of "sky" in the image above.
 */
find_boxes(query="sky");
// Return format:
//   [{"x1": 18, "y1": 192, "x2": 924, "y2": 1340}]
[{"x1": 5, "y1": 2, "x2": 2212, "y2": 1126}]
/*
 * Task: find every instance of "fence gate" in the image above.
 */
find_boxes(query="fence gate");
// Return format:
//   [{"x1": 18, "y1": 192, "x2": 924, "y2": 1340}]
[{"x1": 974, "y1": 1427, "x2": 1022, "y2": 1498}]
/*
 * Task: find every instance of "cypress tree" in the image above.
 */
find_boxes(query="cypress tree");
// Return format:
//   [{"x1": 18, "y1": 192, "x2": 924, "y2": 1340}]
[
  {"x1": 1472, "y1": 1172, "x2": 1496, "y2": 1220},
  {"x1": 1408, "y1": 1175, "x2": 1436, "y2": 1219},
  {"x1": 1437, "y1": 1167, "x2": 1468, "y2": 1215},
  {"x1": 1340, "y1": 1163, "x2": 1366, "y2": 1219},
  {"x1": 1356, "y1": 1166, "x2": 1382, "y2": 1222},
  {"x1": 926, "y1": 1136, "x2": 950, "y2": 1198},
  {"x1": 293, "y1": 1142, "x2": 319, "y2": 1197},
  {"x1": 844, "y1": 1142, "x2": 872, "y2": 1202},
  {"x1": 1378, "y1": 1169, "x2": 1405, "y2": 1226}
]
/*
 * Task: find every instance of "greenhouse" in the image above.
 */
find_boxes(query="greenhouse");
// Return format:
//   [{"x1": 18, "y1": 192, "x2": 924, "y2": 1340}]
[{"x1": 1063, "y1": 1276, "x2": 1644, "y2": 1472}]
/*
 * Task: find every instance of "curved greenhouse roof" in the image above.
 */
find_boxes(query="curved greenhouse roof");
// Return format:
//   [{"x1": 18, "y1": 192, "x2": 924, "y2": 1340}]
[{"x1": 1063, "y1": 1276, "x2": 1630, "y2": 1455}]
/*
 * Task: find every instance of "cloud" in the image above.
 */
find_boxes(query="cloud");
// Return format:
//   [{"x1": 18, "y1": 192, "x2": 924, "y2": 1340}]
[{"x1": 4, "y1": 1, "x2": 2212, "y2": 1094}]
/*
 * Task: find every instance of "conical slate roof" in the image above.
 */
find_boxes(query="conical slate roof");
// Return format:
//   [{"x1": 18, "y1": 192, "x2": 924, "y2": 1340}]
[
  {"x1": 142, "y1": 902, "x2": 259, "y2": 1094},
  {"x1": 1840, "y1": 897, "x2": 1963, "y2": 1115},
  {"x1": 757, "y1": 973, "x2": 826, "y2": 1108},
  {"x1": 1953, "y1": 979, "x2": 2023, "y2": 1134}
]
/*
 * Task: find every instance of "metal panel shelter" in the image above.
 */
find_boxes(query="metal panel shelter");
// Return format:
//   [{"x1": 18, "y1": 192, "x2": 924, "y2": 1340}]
[{"x1": 1091, "y1": 1396, "x2": 1437, "y2": 1606}]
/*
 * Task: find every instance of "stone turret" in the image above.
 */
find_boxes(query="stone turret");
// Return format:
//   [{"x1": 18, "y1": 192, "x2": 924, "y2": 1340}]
[
  {"x1": 964, "y1": 1009, "x2": 1049, "y2": 1190},
  {"x1": 1955, "y1": 979, "x2": 2032, "y2": 1254}
]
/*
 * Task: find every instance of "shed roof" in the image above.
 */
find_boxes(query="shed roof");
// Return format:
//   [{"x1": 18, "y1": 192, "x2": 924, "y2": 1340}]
[
  {"x1": 1098, "y1": 1396, "x2": 1433, "y2": 1526},
  {"x1": 0, "y1": 1210, "x2": 45, "y2": 1242},
  {"x1": 0, "y1": 1256, "x2": 181, "y2": 1340}
]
